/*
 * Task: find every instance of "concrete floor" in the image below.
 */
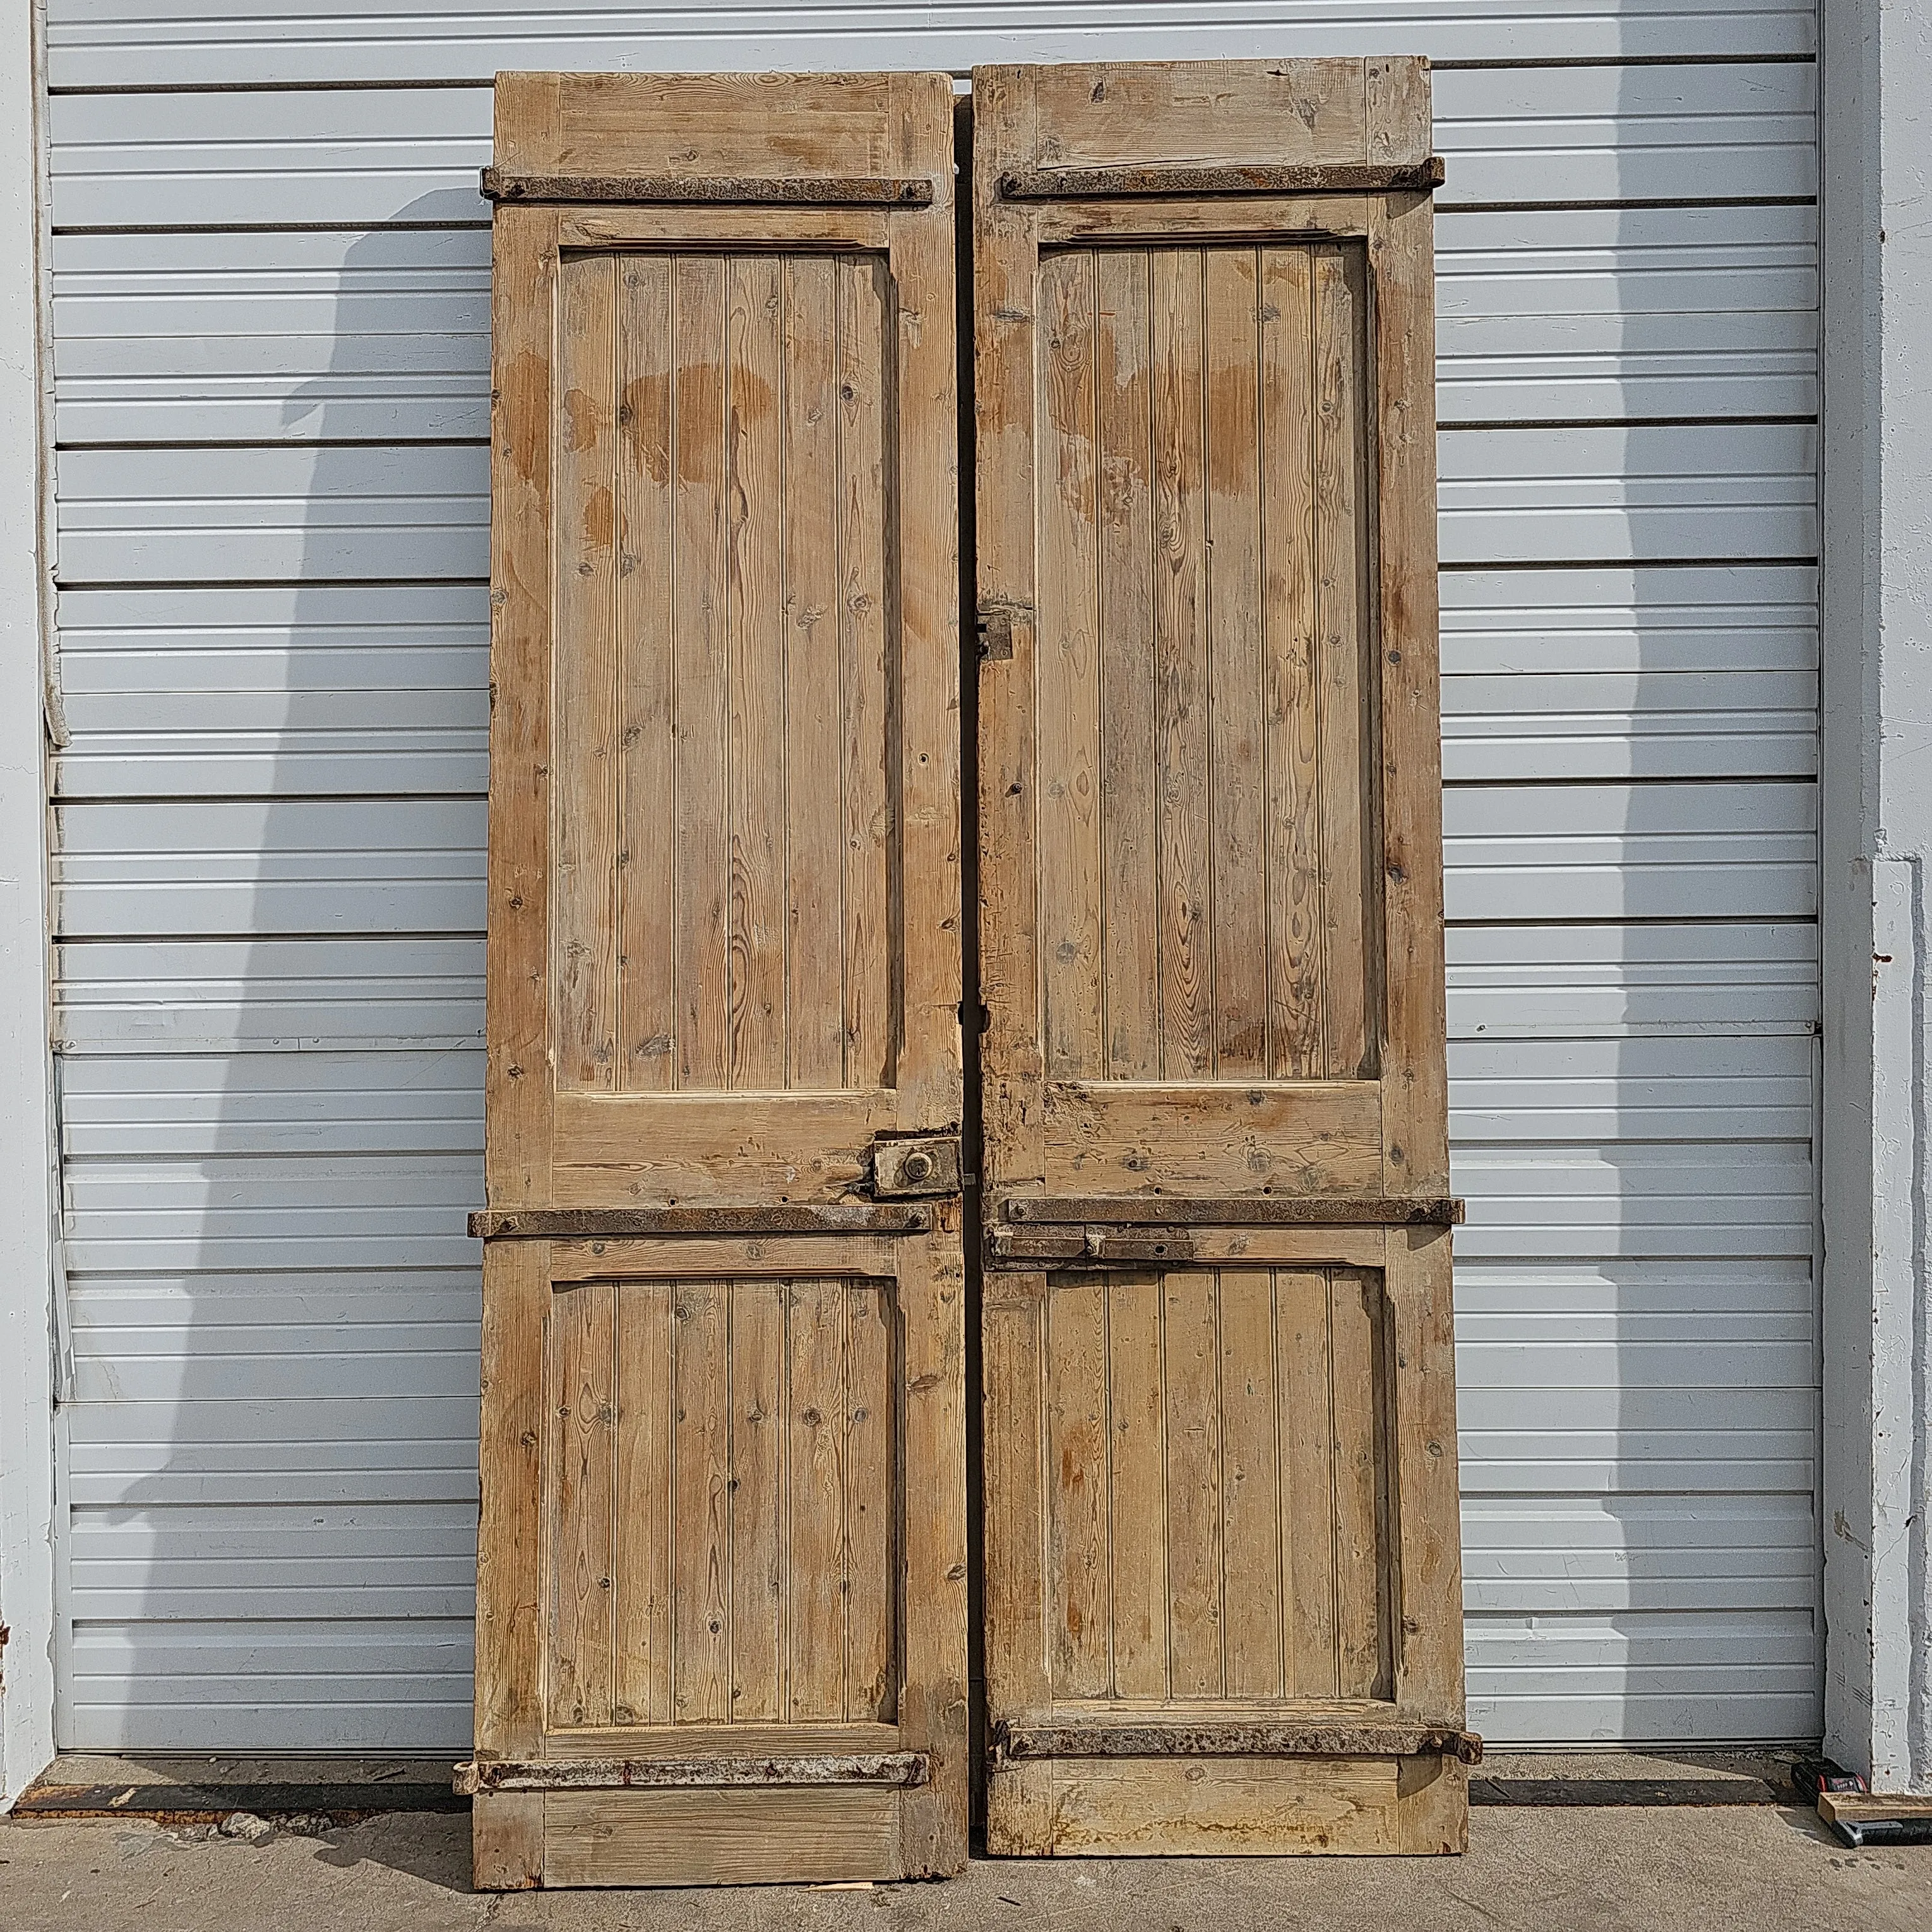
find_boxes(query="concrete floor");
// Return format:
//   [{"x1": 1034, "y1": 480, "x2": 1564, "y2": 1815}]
[{"x1": 3, "y1": 1801, "x2": 1929, "y2": 1932}]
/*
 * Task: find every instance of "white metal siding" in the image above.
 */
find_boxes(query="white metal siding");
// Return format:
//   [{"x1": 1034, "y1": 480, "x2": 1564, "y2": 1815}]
[{"x1": 45, "y1": 2, "x2": 1822, "y2": 1748}]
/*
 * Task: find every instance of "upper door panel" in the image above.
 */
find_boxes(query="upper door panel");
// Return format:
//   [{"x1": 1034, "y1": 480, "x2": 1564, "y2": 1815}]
[
  {"x1": 974, "y1": 58, "x2": 1450, "y2": 1225},
  {"x1": 484, "y1": 72, "x2": 960, "y2": 1211}
]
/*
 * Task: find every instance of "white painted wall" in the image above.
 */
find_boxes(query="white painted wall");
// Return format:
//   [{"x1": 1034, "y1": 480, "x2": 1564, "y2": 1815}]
[
  {"x1": 1820, "y1": 0, "x2": 1932, "y2": 1795},
  {"x1": 0, "y1": 0, "x2": 59, "y2": 1811}
]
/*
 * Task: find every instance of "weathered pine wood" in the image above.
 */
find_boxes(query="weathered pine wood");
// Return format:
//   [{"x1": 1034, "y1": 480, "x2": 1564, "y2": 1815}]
[
  {"x1": 484, "y1": 203, "x2": 557, "y2": 1210},
  {"x1": 552, "y1": 253, "x2": 621, "y2": 1095},
  {"x1": 1280, "y1": 1267, "x2": 1339, "y2": 1697},
  {"x1": 547, "y1": 1279, "x2": 616, "y2": 1727},
  {"x1": 613, "y1": 1279, "x2": 672, "y2": 1725},
  {"x1": 481, "y1": 73, "x2": 965, "y2": 1892},
  {"x1": 616, "y1": 256, "x2": 676, "y2": 1090},
  {"x1": 473, "y1": 1237, "x2": 549, "y2": 1888},
  {"x1": 988, "y1": 1755, "x2": 1468, "y2": 1857},
  {"x1": 1371, "y1": 184, "x2": 1450, "y2": 1199},
  {"x1": 784, "y1": 254, "x2": 845, "y2": 1090},
  {"x1": 486, "y1": 70, "x2": 961, "y2": 1209},
  {"x1": 1107, "y1": 1273, "x2": 1166, "y2": 1698},
  {"x1": 974, "y1": 56, "x2": 1462, "y2": 1859},
  {"x1": 542, "y1": 1788, "x2": 902, "y2": 1887},
  {"x1": 1386, "y1": 1225, "x2": 1465, "y2": 1727}
]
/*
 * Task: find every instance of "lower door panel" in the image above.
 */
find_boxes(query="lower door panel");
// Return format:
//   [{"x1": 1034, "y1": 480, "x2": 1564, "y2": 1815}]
[
  {"x1": 473, "y1": 1232, "x2": 969, "y2": 1887},
  {"x1": 982, "y1": 1236, "x2": 1469, "y2": 1855}
]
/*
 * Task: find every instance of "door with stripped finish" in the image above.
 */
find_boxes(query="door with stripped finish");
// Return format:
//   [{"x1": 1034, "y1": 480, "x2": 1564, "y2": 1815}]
[
  {"x1": 472, "y1": 72, "x2": 967, "y2": 1888},
  {"x1": 973, "y1": 59, "x2": 1470, "y2": 1855}
]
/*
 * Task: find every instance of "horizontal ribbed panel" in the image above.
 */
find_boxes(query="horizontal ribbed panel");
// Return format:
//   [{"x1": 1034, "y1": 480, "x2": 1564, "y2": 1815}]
[
  {"x1": 43, "y1": 2, "x2": 1819, "y2": 88},
  {"x1": 47, "y1": 9, "x2": 1822, "y2": 1753}
]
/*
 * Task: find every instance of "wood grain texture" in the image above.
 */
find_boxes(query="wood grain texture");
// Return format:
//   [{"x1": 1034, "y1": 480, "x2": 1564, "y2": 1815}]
[
  {"x1": 482, "y1": 68, "x2": 966, "y2": 1888},
  {"x1": 472, "y1": 1236, "x2": 548, "y2": 1890},
  {"x1": 1370, "y1": 186, "x2": 1450, "y2": 1198},
  {"x1": 548, "y1": 1278, "x2": 616, "y2": 1727},
  {"x1": 987, "y1": 1752, "x2": 1468, "y2": 1856},
  {"x1": 475, "y1": 1238, "x2": 549, "y2": 1758},
  {"x1": 552, "y1": 253, "x2": 622, "y2": 1095},
  {"x1": 542, "y1": 1787, "x2": 902, "y2": 1885},
  {"x1": 973, "y1": 54, "x2": 1458, "y2": 1863},
  {"x1": 1023, "y1": 1267, "x2": 1392, "y2": 1710},
  {"x1": 1016, "y1": 244, "x2": 1378, "y2": 1097},
  {"x1": 486, "y1": 71, "x2": 961, "y2": 1223},
  {"x1": 547, "y1": 249, "x2": 894, "y2": 1102},
  {"x1": 541, "y1": 1276, "x2": 899, "y2": 1732},
  {"x1": 483, "y1": 203, "x2": 558, "y2": 1208}
]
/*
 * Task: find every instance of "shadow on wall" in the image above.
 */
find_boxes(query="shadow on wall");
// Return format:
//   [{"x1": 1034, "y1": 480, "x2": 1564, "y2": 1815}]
[{"x1": 73, "y1": 189, "x2": 489, "y2": 1755}]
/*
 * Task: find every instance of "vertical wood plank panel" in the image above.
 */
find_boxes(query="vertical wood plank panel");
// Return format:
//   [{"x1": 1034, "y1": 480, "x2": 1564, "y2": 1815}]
[
  {"x1": 616, "y1": 257, "x2": 677, "y2": 1092},
  {"x1": 1313, "y1": 246, "x2": 1372, "y2": 1082},
  {"x1": 1330, "y1": 1268, "x2": 1388, "y2": 1699},
  {"x1": 787, "y1": 1279, "x2": 848, "y2": 1719},
  {"x1": 729, "y1": 1279, "x2": 787, "y2": 1721},
  {"x1": 1203, "y1": 249, "x2": 1268, "y2": 1077},
  {"x1": 614, "y1": 1280, "x2": 673, "y2": 1726},
  {"x1": 1105, "y1": 1273, "x2": 1167, "y2": 1700},
  {"x1": 837, "y1": 257, "x2": 891, "y2": 1092},
  {"x1": 1093, "y1": 251, "x2": 1160, "y2": 1080},
  {"x1": 1258, "y1": 247, "x2": 1324, "y2": 1080},
  {"x1": 1044, "y1": 1277, "x2": 1110, "y2": 1698},
  {"x1": 549, "y1": 1280, "x2": 614, "y2": 1727},
  {"x1": 1219, "y1": 1267, "x2": 1284, "y2": 1699},
  {"x1": 671, "y1": 258, "x2": 731, "y2": 1092},
  {"x1": 780, "y1": 256, "x2": 847, "y2": 1090},
  {"x1": 552, "y1": 253, "x2": 621, "y2": 1092},
  {"x1": 672, "y1": 1279, "x2": 732, "y2": 1721},
  {"x1": 1037, "y1": 251, "x2": 1104, "y2": 1078},
  {"x1": 1162, "y1": 1268, "x2": 1223, "y2": 1696},
  {"x1": 982, "y1": 1288, "x2": 1051, "y2": 1715},
  {"x1": 1150, "y1": 249, "x2": 1210, "y2": 1078},
  {"x1": 844, "y1": 1279, "x2": 895, "y2": 1720},
  {"x1": 1278, "y1": 1267, "x2": 1338, "y2": 1697},
  {"x1": 725, "y1": 254, "x2": 788, "y2": 1087}
]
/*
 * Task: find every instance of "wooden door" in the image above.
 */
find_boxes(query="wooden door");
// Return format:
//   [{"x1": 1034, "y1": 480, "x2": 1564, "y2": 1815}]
[
  {"x1": 972, "y1": 59, "x2": 1474, "y2": 1855},
  {"x1": 468, "y1": 71, "x2": 968, "y2": 1888}
]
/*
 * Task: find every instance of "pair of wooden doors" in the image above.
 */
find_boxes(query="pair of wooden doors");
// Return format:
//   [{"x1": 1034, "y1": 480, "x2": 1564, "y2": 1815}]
[{"x1": 467, "y1": 60, "x2": 1469, "y2": 1888}]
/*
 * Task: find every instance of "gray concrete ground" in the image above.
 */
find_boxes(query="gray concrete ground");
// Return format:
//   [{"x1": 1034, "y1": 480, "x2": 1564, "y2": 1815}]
[{"x1": 3, "y1": 1798, "x2": 1930, "y2": 1932}]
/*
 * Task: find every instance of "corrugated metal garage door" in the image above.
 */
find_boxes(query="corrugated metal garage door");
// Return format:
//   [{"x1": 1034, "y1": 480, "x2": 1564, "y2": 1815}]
[{"x1": 44, "y1": 2, "x2": 1822, "y2": 1748}]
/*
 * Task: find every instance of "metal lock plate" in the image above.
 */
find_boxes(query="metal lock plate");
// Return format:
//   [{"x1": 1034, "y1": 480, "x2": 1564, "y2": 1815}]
[{"x1": 871, "y1": 1135, "x2": 962, "y2": 1198}]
